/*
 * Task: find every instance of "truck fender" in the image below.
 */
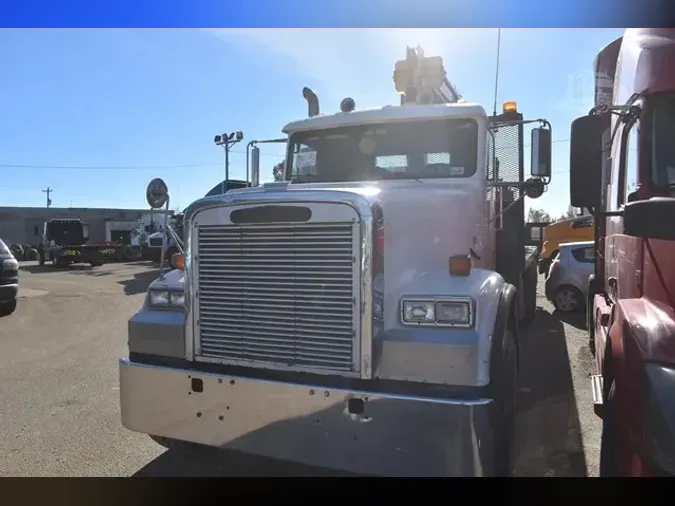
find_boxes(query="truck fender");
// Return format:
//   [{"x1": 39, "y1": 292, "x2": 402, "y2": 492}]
[{"x1": 491, "y1": 283, "x2": 519, "y2": 379}]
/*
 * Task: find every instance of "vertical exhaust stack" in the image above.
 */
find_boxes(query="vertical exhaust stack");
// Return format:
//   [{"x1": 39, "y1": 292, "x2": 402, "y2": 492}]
[
  {"x1": 250, "y1": 146, "x2": 260, "y2": 187},
  {"x1": 302, "y1": 87, "x2": 320, "y2": 117}
]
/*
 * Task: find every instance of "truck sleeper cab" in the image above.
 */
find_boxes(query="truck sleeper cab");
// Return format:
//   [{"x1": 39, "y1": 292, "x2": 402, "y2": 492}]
[{"x1": 120, "y1": 48, "x2": 550, "y2": 477}]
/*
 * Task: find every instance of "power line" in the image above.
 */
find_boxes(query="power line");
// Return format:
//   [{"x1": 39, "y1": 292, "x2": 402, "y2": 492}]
[
  {"x1": 1, "y1": 139, "x2": 571, "y2": 171},
  {"x1": 1, "y1": 162, "x2": 221, "y2": 170},
  {"x1": 0, "y1": 149, "x2": 286, "y2": 171}
]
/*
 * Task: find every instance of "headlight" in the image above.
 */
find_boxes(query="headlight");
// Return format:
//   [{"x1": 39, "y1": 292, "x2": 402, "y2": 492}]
[
  {"x1": 437, "y1": 301, "x2": 471, "y2": 325},
  {"x1": 643, "y1": 363, "x2": 675, "y2": 475},
  {"x1": 401, "y1": 298, "x2": 474, "y2": 327},
  {"x1": 170, "y1": 291, "x2": 185, "y2": 306},
  {"x1": 2, "y1": 258, "x2": 19, "y2": 271},
  {"x1": 149, "y1": 289, "x2": 184, "y2": 308},
  {"x1": 402, "y1": 300, "x2": 436, "y2": 323}
]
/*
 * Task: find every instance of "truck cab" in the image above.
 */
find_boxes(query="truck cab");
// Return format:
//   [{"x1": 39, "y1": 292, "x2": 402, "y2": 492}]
[
  {"x1": 569, "y1": 29, "x2": 675, "y2": 477},
  {"x1": 38, "y1": 218, "x2": 105, "y2": 268},
  {"x1": 119, "y1": 47, "x2": 551, "y2": 476}
]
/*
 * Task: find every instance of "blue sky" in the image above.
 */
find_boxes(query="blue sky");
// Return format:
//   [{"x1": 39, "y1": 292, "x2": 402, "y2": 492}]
[{"x1": 0, "y1": 29, "x2": 623, "y2": 216}]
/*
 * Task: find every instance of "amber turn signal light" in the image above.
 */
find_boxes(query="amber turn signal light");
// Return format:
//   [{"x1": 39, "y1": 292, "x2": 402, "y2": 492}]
[
  {"x1": 449, "y1": 255, "x2": 471, "y2": 276},
  {"x1": 172, "y1": 252, "x2": 185, "y2": 270}
]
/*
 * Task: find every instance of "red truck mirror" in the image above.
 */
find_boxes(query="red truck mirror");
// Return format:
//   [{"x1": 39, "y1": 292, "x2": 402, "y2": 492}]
[
  {"x1": 624, "y1": 198, "x2": 675, "y2": 241},
  {"x1": 569, "y1": 114, "x2": 604, "y2": 209}
]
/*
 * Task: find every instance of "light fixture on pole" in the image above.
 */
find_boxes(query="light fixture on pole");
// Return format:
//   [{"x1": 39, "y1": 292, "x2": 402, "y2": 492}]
[{"x1": 214, "y1": 131, "x2": 244, "y2": 194}]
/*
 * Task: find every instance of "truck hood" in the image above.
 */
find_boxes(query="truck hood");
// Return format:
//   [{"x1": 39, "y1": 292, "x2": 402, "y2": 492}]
[{"x1": 149, "y1": 268, "x2": 184, "y2": 290}]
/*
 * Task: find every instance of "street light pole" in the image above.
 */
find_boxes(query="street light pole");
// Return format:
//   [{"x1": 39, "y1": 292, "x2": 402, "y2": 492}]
[{"x1": 214, "y1": 131, "x2": 244, "y2": 195}]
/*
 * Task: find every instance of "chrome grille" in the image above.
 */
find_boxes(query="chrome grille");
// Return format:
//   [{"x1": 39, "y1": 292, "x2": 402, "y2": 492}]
[{"x1": 196, "y1": 221, "x2": 357, "y2": 372}]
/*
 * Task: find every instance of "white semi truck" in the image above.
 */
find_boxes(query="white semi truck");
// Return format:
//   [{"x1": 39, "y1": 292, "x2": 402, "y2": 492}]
[{"x1": 119, "y1": 47, "x2": 551, "y2": 476}]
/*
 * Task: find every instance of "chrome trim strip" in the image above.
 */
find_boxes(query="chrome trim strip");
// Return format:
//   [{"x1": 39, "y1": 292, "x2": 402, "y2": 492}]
[
  {"x1": 184, "y1": 217, "x2": 195, "y2": 361},
  {"x1": 360, "y1": 219, "x2": 374, "y2": 379}
]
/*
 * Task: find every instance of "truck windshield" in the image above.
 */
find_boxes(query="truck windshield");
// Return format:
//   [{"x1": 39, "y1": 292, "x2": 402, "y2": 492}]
[
  {"x1": 286, "y1": 118, "x2": 478, "y2": 183},
  {"x1": 652, "y1": 93, "x2": 675, "y2": 187}
]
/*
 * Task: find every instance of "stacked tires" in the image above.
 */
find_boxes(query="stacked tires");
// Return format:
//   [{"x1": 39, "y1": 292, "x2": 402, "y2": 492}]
[{"x1": 9, "y1": 244, "x2": 38, "y2": 261}]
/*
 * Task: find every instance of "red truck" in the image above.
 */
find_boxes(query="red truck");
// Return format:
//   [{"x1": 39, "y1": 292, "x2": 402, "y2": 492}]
[{"x1": 569, "y1": 29, "x2": 675, "y2": 477}]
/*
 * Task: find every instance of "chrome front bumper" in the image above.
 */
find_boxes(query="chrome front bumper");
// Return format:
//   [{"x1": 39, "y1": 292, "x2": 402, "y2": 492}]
[{"x1": 119, "y1": 358, "x2": 495, "y2": 476}]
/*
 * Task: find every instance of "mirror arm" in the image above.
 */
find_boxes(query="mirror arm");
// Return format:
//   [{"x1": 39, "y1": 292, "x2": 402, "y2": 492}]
[
  {"x1": 595, "y1": 210, "x2": 623, "y2": 218},
  {"x1": 166, "y1": 226, "x2": 185, "y2": 255}
]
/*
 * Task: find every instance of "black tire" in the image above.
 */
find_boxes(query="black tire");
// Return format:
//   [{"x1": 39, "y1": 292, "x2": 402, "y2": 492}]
[
  {"x1": 552, "y1": 285, "x2": 584, "y2": 313},
  {"x1": 90, "y1": 262, "x2": 103, "y2": 267},
  {"x1": 599, "y1": 381, "x2": 620, "y2": 476},
  {"x1": 519, "y1": 268, "x2": 537, "y2": 329},
  {"x1": 491, "y1": 327, "x2": 518, "y2": 477},
  {"x1": 0, "y1": 299, "x2": 17, "y2": 317}
]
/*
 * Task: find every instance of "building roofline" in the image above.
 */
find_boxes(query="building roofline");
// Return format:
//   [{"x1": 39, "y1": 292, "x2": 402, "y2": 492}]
[{"x1": 0, "y1": 206, "x2": 158, "y2": 214}]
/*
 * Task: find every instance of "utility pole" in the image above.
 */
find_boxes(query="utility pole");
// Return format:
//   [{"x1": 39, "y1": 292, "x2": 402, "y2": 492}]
[
  {"x1": 42, "y1": 187, "x2": 53, "y2": 208},
  {"x1": 214, "y1": 131, "x2": 244, "y2": 194}
]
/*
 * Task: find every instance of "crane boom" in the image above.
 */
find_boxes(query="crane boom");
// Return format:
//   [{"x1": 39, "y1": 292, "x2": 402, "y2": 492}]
[{"x1": 393, "y1": 46, "x2": 462, "y2": 105}]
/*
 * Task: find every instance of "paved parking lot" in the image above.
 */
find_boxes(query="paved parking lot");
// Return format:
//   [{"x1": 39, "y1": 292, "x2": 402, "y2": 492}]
[{"x1": 0, "y1": 261, "x2": 600, "y2": 476}]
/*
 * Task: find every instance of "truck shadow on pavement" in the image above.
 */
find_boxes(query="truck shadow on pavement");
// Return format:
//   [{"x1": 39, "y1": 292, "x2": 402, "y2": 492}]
[
  {"x1": 551, "y1": 309, "x2": 586, "y2": 331},
  {"x1": 118, "y1": 269, "x2": 160, "y2": 295},
  {"x1": 134, "y1": 445, "x2": 356, "y2": 477},
  {"x1": 132, "y1": 306, "x2": 588, "y2": 477},
  {"x1": 514, "y1": 307, "x2": 587, "y2": 476}
]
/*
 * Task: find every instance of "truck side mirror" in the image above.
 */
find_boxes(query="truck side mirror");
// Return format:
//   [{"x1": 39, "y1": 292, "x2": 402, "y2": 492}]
[
  {"x1": 569, "y1": 115, "x2": 604, "y2": 209},
  {"x1": 146, "y1": 178, "x2": 169, "y2": 209},
  {"x1": 624, "y1": 198, "x2": 675, "y2": 241},
  {"x1": 250, "y1": 146, "x2": 260, "y2": 187},
  {"x1": 530, "y1": 128, "x2": 551, "y2": 178}
]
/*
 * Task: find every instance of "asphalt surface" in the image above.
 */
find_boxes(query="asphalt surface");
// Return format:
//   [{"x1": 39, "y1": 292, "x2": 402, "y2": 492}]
[{"x1": 0, "y1": 262, "x2": 600, "y2": 476}]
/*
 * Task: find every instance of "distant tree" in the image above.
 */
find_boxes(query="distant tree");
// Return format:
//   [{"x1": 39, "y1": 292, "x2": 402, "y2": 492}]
[
  {"x1": 273, "y1": 160, "x2": 285, "y2": 181},
  {"x1": 527, "y1": 208, "x2": 552, "y2": 223},
  {"x1": 560, "y1": 205, "x2": 578, "y2": 221}
]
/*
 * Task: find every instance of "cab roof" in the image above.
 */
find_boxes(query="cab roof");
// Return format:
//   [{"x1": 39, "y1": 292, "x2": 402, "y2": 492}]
[
  {"x1": 282, "y1": 102, "x2": 487, "y2": 135},
  {"x1": 621, "y1": 29, "x2": 675, "y2": 96}
]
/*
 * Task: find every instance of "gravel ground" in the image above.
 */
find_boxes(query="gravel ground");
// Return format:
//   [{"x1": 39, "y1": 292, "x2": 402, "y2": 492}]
[{"x1": 0, "y1": 262, "x2": 600, "y2": 476}]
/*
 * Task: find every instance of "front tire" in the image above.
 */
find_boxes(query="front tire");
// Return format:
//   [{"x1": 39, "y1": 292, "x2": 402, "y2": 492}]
[
  {"x1": 491, "y1": 327, "x2": 518, "y2": 477},
  {"x1": 599, "y1": 382, "x2": 620, "y2": 476},
  {"x1": 0, "y1": 299, "x2": 17, "y2": 317}
]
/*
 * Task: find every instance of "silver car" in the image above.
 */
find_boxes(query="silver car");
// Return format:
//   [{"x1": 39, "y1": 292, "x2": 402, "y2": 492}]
[{"x1": 544, "y1": 241, "x2": 595, "y2": 312}]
